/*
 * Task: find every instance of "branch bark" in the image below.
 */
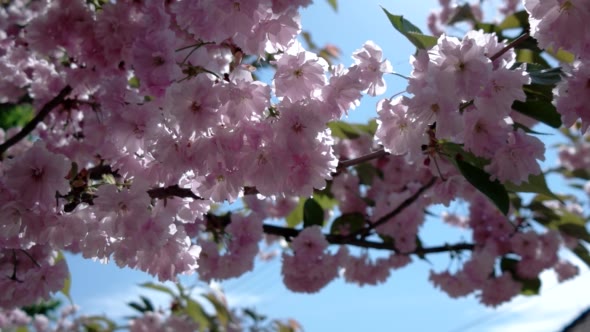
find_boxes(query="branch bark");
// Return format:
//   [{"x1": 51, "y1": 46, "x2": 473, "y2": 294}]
[
  {"x1": 263, "y1": 224, "x2": 474, "y2": 255},
  {"x1": 347, "y1": 176, "x2": 437, "y2": 240},
  {"x1": 0, "y1": 85, "x2": 72, "y2": 157},
  {"x1": 337, "y1": 148, "x2": 388, "y2": 170},
  {"x1": 147, "y1": 184, "x2": 202, "y2": 200},
  {"x1": 489, "y1": 32, "x2": 530, "y2": 62}
]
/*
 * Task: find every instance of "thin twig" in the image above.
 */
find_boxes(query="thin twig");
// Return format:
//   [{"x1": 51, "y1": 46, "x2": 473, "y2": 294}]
[
  {"x1": 0, "y1": 85, "x2": 72, "y2": 157},
  {"x1": 348, "y1": 177, "x2": 437, "y2": 240},
  {"x1": 337, "y1": 148, "x2": 388, "y2": 170},
  {"x1": 489, "y1": 32, "x2": 530, "y2": 62},
  {"x1": 263, "y1": 223, "x2": 474, "y2": 254}
]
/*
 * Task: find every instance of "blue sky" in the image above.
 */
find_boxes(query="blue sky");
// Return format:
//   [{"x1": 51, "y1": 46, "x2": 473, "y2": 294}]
[{"x1": 64, "y1": 1, "x2": 590, "y2": 331}]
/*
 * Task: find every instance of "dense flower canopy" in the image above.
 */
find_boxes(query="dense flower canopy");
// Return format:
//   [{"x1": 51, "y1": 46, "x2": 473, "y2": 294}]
[{"x1": 0, "y1": 0, "x2": 590, "y2": 323}]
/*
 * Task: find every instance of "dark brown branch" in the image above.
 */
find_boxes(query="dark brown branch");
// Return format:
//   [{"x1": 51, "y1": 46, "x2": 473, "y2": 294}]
[
  {"x1": 337, "y1": 148, "x2": 388, "y2": 170},
  {"x1": 0, "y1": 85, "x2": 72, "y2": 157},
  {"x1": 18, "y1": 249, "x2": 42, "y2": 268},
  {"x1": 347, "y1": 177, "x2": 437, "y2": 240},
  {"x1": 147, "y1": 184, "x2": 202, "y2": 200},
  {"x1": 263, "y1": 224, "x2": 474, "y2": 255},
  {"x1": 489, "y1": 32, "x2": 530, "y2": 62}
]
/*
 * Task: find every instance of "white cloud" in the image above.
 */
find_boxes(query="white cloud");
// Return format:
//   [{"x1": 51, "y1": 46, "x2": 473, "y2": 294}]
[{"x1": 475, "y1": 256, "x2": 590, "y2": 332}]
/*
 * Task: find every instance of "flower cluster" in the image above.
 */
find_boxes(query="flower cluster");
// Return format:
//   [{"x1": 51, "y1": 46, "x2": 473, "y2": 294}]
[
  {"x1": 0, "y1": 0, "x2": 392, "y2": 306},
  {"x1": 376, "y1": 30, "x2": 544, "y2": 185},
  {"x1": 0, "y1": 0, "x2": 587, "y2": 312},
  {"x1": 524, "y1": 0, "x2": 590, "y2": 133}
]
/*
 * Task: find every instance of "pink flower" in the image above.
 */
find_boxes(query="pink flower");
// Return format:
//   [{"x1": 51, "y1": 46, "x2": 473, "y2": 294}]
[
  {"x1": 322, "y1": 65, "x2": 364, "y2": 119},
  {"x1": 4, "y1": 142, "x2": 70, "y2": 208},
  {"x1": 164, "y1": 76, "x2": 221, "y2": 136},
  {"x1": 478, "y1": 273, "x2": 521, "y2": 307},
  {"x1": 434, "y1": 34, "x2": 492, "y2": 98},
  {"x1": 351, "y1": 41, "x2": 392, "y2": 96},
  {"x1": 375, "y1": 96, "x2": 427, "y2": 158},
  {"x1": 525, "y1": 0, "x2": 590, "y2": 58},
  {"x1": 281, "y1": 226, "x2": 340, "y2": 293},
  {"x1": 485, "y1": 129, "x2": 545, "y2": 185},
  {"x1": 554, "y1": 260, "x2": 579, "y2": 282},
  {"x1": 131, "y1": 29, "x2": 181, "y2": 97},
  {"x1": 475, "y1": 65, "x2": 529, "y2": 112},
  {"x1": 26, "y1": 0, "x2": 94, "y2": 57},
  {"x1": 554, "y1": 61, "x2": 590, "y2": 132},
  {"x1": 463, "y1": 106, "x2": 511, "y2": 158},
  {"x1": 218, "y1": 79, "x2": 270, "y2": 123},
  {"x1": 429, "y1": 270, "x2": 475, "y2": 298},
  {"x1": 343, "y1": 253, "x2": 391, "y2": 286},
  {"x1": 273, "y1": 46, "x2": 327, "y2": 101}
]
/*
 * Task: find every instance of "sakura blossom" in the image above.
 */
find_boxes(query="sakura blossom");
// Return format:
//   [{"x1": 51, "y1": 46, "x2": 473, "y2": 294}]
[{"x1": 0, "y1": 0, "x2": 586, "y2": 314}]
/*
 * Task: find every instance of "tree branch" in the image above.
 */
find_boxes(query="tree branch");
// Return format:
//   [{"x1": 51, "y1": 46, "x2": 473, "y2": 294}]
[
  {"x1": 0, "y1": 85, "x2": 72, "y2": 157},
  {"x1": 147, "y1": 184, "x2": 202, "y2": 200},
  {"x1": 337, "y1": 148, "x2": 388, "y2": 170},
  {"x1": 489, "y1": 32, "x2": 530, "y2": 62},
  {"x1": 263, "y1": 224, "x2": 474, "y2": 255},
  {"x1": 347, "y1": 177, "x2": 437, "y2": 240}
]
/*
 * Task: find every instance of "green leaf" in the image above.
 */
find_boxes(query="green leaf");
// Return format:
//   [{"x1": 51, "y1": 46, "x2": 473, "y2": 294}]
[
  {"x1": 512, "y1": 122, "x2": 551, "y2": 135},
  {"x1": 382, "y1": 7, "x2": 438, "y2": 50},
  {"x1": 516, "y1": 49, "x2": 550, "y2": 67},
  {"x1": 140, "y1": 295, "x2": 155, "y2": 312},
  {"x1": 355, "y1": 163, "x2": 379, "y2": 185},
  {"x1": 313, "y1": 192, "x2": 338, "y2": 210},
  {"x1": 82, "y1": 316, "x2": 117, "y2": 332},
  {"x1": 523, "y1": 83, "x2": 554, "y2": 102},
  {"x1": 440, "y1": 142, "x2": 488, "y2": 168},
  {"x1": 454, "y1": 158, "x2": 509, "y2": 215},
  {"x1": 573, "y1": 243, "x2": 590, "y2": 268},
  {"x1": 446, "y1": 4, "x2": 476, "y2": 25},
  {"x1": 330, "y1": 212, "x2": 365, "y2": 235},
  {"x1": 54, "y1": 251, "x2": 74, "y2": 304},
  {"x1": 520, "y1": 277, "x2": 541, "y2": 296},
  {"x1": 0, "y1": 103, "x2": 34, "y2": 130},
  {"x1": 546, "y1": 47, "x2": 575, "y2": 64},
  {"x1": 202, "y1": 293, "x2": 231, "y2": 327},
  {"x1": 285, "y1": 198, "x2": 305, "y2": 227},
  {"x1": 185, "y1": 298, "x2": 211, "y2": 330},
  {"x1": 326, "y1": 0, "x2": 337, "y2": 11},
  {"x1": 21, "y1": 299, "x2": 62, "y2": 317},
  {"x1": 327, "y1": 120, "x2": 378, "y2": 139},
  {"x1": 128, "y1": 301, "x2": 147, "y2": 313},
  {"x1": 498, "y1": 10, "x2": 529, "y2": 30},
  {"x1": 139, "y1": 282, "x2": 177, "y2": 297},
  {"x1": 102, "y1": 173, "x2": 117, "y2": 185},
  {"x1": 559, "y1": 223, "x2": 590, "y2": 242},
  {"x1": 303, "y1": 198, "x2": 324, "y2": 228},
  {"x1": 504, "y1": 173, "x2": 561, "y2": 201},
  {"x1": 500, "y1": 257, "x2": 518, "y2": 272},
  {"x1": 327, "y1": 121, "x2": 361, "y2": 139},
  {"x1": 128, "y1": 76, "x2": 140, "y2": 88},
  {"x1": 526, "y1": 66, "x2": 562, "y2": 85},
  {"x1": 61, "y1": 274, "x2": 73, "y2": 304},
  {"x1": 512, "y1": 100, "x2": 562, "y2": 128},
  {"x1": 355, "y1": 119, "x2": 379, "y2": 136},
  {"x1": 474, "y1": 22, "x2": 499, "y2": 33},
  {"x1": 500, "y1": 257, "x2": 541, "y2": 295},
  {"x1": 300, "y1": 31, "x2": 318, "y2": 50}
]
